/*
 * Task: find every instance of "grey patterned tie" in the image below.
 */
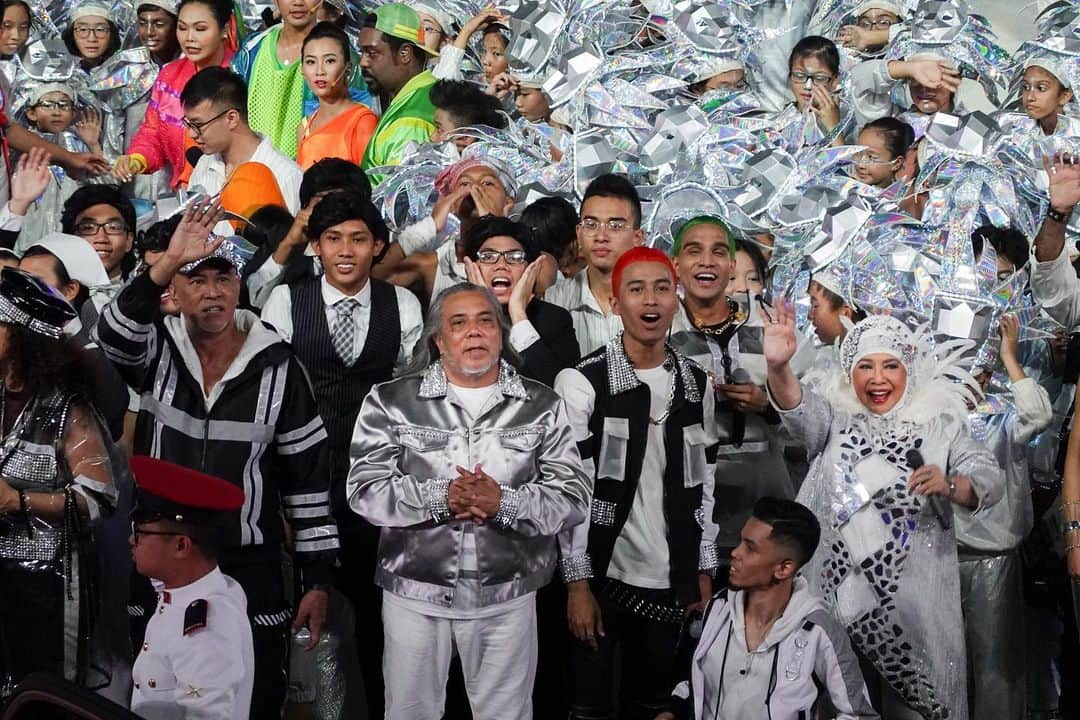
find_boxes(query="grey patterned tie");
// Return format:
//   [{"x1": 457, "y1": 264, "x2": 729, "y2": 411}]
[{"x1": 330, "y1": 298, "x2": 360, "y2": 365}]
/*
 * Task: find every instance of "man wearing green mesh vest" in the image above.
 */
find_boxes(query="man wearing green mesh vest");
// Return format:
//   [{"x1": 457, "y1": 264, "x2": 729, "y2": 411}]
[{"x1": 359, "y1": 3, "x2": 438, "y2": 186}]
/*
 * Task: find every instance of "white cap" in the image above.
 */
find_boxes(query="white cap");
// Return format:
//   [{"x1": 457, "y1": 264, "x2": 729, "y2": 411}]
[
  {"x1": 26, "y1": 233, "x2": 110, "y2": 287},
  {"x1": 854, "y1": 1, "x2": 901, "y2": 16},
  {"x1": 1024, "y1": 57, "x2": 1069, "y2": 89},
  {"x1": 30, "y1": 82, "x2": 75, "y2": 106},
  {"x1": 70, "y1": 0, "x2": 113, "y2": 23},
  {"x1": 409, "y1": 1, "x2": 454, "y2": 37},
  {"x1": 706, "y1": 58, "x2": 745, "y2": 77},
  {"x1": 137, "y1": 0, "x2": 178, "y2": 16}
]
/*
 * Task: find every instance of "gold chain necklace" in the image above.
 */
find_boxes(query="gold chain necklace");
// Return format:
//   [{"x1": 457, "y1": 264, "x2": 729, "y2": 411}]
[{"x1": 687, "y1": 298, "x2": 743, "y2": 336}]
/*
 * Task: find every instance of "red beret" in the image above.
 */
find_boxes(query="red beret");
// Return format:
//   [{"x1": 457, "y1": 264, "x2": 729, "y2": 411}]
[
  {"x1": 612, "y1": 246, "x2": 677, "y2": 296},
  {"x1": 130, "y1": 456, "x2": 244, "y2": 524}
]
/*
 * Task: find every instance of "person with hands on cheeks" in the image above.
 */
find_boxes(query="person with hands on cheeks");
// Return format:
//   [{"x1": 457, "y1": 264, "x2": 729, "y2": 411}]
[
  {"x1": 346, "y1": 282, "x2": 590, "y2": 720},
  {"x1": 786, "y1": 36, "x2": 847, "y2": 146},
  {"x1": 765, "y1": 307, "x2": 1002, "y2": 720},
  {"x1": 668, "y1": 216, "x2": 796, "y2": 573},
  {"x1": 656, "y1": 499, "x2": 877, "y2": 720},
  {"x1": 372, "y1": 156, "x2": 517, "y2": 303},
  {"x1": 849, "y1": 48, "x2": 962, "y2": 128},
  {"x1": 836, "y1": 0, "x2": 900, "y2": 55},
  {"x1": 554, "y1": 247, "x2": 720, "y2": 720},
  {"x1": 95, "y1": 197, "x2": 339, "y2": 720},
  {"x1": 462, "y1": 215, "x2": 580, "y2": 386}
]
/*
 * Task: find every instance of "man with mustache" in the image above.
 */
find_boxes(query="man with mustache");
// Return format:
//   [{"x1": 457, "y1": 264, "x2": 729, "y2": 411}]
[{"x1": 358, "y1": 3, "x2": 438, "y2": 184}]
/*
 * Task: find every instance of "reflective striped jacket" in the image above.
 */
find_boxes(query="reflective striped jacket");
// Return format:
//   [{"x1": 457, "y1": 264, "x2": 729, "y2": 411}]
[{"x1": 96, "y1": 271, "x2": 338, "y2": 589}]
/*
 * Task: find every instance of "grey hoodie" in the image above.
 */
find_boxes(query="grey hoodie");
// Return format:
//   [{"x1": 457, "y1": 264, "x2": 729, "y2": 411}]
[{"x1": 669, "y1": 577, "x2": 877, "y2": 720}]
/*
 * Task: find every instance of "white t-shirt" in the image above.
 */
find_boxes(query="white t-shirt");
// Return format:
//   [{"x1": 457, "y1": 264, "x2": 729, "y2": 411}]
[{"x1": 607, "y1": 364, "x2": 672, "y2": 589}]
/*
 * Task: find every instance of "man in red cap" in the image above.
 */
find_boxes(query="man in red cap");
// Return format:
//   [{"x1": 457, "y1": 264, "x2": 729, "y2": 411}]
[
  {"x1": 553, "y1": 246, "x2": 720, "y2": 720},
  {"x1": 128, "y1": 456, "x2": 254, "y2": 720}
]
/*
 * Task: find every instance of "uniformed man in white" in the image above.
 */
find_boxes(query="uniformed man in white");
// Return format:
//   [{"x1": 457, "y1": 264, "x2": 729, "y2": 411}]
[{"x1": 127, "y1": 456, "x2": 254, "y2": 720}]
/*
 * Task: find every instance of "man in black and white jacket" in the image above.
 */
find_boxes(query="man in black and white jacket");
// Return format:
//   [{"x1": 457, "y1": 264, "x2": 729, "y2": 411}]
[
  {"x1": 96, "y1": 199, "x2": 337, "y2": 720},
  {"x1": 658, "y1": 498, "x2": 877, "y2": 720}
]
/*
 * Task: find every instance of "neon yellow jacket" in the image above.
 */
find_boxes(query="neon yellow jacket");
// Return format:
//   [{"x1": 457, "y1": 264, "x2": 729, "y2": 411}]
[{"x1": 361, "y1": 70, "x2": 437, "y2": 185}]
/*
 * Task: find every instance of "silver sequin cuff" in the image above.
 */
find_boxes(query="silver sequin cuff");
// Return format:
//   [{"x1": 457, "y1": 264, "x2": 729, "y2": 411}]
[
  {"x1": 560, "y1": 553, "x2": 593, "y2": 583},
  {"x1": 425, "y1": 478, "x2": 452, "y2": 523},
  {"x1": 699, "y1": 542, "x2": 719, "y2": 571},
  {"x1": 494, "y1": 486, "x2": 520, "y2": 528}
]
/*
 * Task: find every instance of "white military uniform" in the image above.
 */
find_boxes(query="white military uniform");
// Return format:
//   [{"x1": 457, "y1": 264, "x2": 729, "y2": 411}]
[{"x1": 131, "y1": 566, "x2": 254, "y2": 720}]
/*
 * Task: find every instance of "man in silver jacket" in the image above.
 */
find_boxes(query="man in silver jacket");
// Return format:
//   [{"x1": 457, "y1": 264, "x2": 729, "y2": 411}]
[{"x1": 346, "y1": 282, "x2": 591, "y2": 720}]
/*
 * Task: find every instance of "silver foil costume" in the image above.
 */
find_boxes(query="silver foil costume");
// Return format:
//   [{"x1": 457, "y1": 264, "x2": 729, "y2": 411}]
[
  {"x1": 346, "y1": 359, "x2": 591, "y2": 608},
  {"x1": 774, "y1": 316, "x2": 1004, "y2": 720}
]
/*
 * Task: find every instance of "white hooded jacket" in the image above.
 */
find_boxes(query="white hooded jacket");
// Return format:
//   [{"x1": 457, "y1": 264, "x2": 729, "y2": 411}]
[{"x1": 668, "y1": 577, "x2": 877, "y2": 720}]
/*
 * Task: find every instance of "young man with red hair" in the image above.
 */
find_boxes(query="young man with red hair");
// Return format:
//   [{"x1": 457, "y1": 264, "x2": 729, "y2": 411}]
[{"x1": 554, "y1": 247, "x2": 720, "y2": 720}]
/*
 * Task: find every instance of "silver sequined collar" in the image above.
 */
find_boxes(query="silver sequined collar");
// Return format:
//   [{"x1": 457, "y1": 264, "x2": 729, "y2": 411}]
[
  {"x1": 418, "y1": 359, "x2": 529, "y2": 400},
  {"x1": 604, "y1": 333, "x2": 702, "y2": 403}
]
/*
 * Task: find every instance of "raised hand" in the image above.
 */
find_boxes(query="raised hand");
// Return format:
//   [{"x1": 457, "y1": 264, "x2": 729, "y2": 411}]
[
  {"x1": 458, "y1": 6, "x2": 506, "y2": 41},
  {"x1": 432, "y1": 185, "x2": 470, "y2": 232},
  {"x1": 810, "y1": 83, "x2": 840, "y2": 131},
  {"x1": 75, "y1": 107, "x2": 102, "y2": 149},
  {"x1": 1044, "y1": 153, "x2": 1080, "y2": 213},
  {"x1": 463, "y1": 256, "x2": 485, "y2": 286},
  {"x1": 763, "y1": 300, "x2": 798, "y2": 371},
  {"x1": 507, "y1": 257, "x2": 543, "y2": 323},
  {"x1": 9, "y1": 147, "x2": 52, "y2": 215},
  {"x1": 902, "y1": 58, "x2": 962, "y2": 93},
  {"x1": 165, "y1": 198, "x2": 227, "y2": 266}
]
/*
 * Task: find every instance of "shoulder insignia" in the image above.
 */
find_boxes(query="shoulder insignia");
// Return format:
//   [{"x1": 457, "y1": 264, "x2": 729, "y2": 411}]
[{"x1": 183, "y1": 599, "x2": 208, "y2": 636}]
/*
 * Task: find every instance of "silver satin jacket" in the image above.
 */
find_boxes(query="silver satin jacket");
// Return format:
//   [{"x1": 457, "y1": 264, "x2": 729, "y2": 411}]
[{"x1": 347, "y1": 359, "x2": 591, "y2": 608}]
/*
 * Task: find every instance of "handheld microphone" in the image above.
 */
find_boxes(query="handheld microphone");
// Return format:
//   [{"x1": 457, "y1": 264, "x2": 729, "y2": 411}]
[
  {"x1": 904, "y1": 449, "x2": 950, "y2": 530},
  {"x1": 731, "y1": 368, "x2": 751, "y2": 385}
]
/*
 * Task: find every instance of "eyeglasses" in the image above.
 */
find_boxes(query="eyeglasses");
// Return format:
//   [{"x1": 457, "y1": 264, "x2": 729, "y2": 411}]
[
  {"x1": 74, "y1": 219, "x2": 128, "y2": 237},
  {"x1": 34, "y1": 100, "x2": 74, "y2": 111},
  {"x1": 74, "y1": 24, "x2": 110, "y2": 38},
  {"x1": 183, "y1": 108, "x2": 233, "y2": 138},
  {"x1": 579, "y1": 218, "x2": 633, "y2": 233},
  {"x1": 856, "y1": 17, "x2": 897, "y2": 30},
  {"x1": 130, "y1": 523, "x2": 185, "y2": 542},
  {"x1": 476, "y1": 249, "x2": 528, "y2": 265},
  {"x1": 789, "y1": 71, "x2": 835, "y2": 86}
]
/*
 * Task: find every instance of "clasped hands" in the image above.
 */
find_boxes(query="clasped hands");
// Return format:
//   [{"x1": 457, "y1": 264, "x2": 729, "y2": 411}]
[{"x1": 448, "y1": 464, "x2": 502, "y2": 523}]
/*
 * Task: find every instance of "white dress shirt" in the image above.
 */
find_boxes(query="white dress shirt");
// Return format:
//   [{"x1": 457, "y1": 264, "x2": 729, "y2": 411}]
[
  {"x1": 544, "y1": 268, "x2": 623, "y2": 357},
  {"x1": 260, "y1": 275, "x2": 422, "y2": 368},
  {"x1": 187, "y1": 133, "x2": 303, "y2": 214},
  {"x1": 130, "y1": 566, "x2": 254, "y2": 720}
]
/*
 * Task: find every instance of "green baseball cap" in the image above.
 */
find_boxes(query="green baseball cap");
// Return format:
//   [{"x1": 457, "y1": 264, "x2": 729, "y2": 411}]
[{"x1": 373, "y1": 3, "x2": 439, "y2": 56}]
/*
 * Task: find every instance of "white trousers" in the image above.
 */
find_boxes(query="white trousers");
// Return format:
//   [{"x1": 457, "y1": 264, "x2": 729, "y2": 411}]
[{"x1": 381, "y1": 592, "x2": 537, "y2": 720}]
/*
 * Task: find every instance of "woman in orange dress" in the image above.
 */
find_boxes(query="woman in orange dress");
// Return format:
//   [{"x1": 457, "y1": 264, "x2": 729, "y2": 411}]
[{"x1": 297, "y1": 21, "x2": 378, "y2": 170}]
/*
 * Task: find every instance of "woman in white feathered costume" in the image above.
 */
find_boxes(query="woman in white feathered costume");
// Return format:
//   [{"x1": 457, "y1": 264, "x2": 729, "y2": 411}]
[{"x1": 763, "y1": 308, "x2": 1003, "y2": 720}]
